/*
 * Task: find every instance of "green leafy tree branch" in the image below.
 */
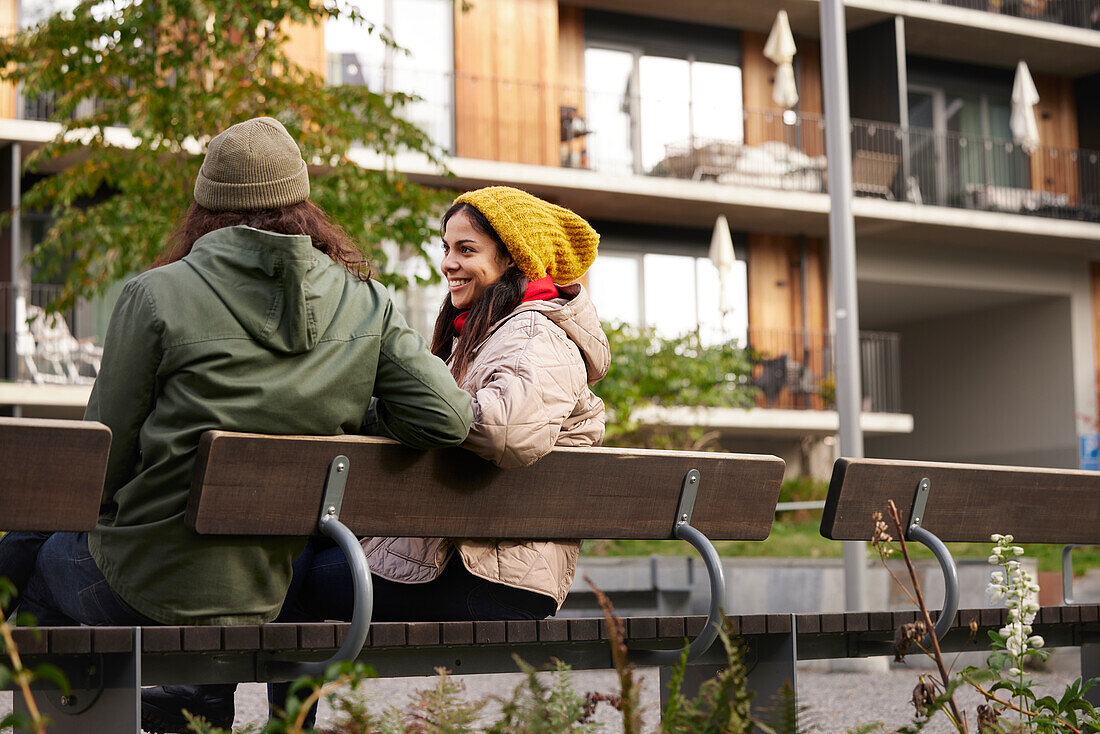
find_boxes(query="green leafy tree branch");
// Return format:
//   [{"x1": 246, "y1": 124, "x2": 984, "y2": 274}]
[
  {"x1": 592, "y1": 322, "x2": 759, "y2": 444},
  {"x1": 0, "y1": 0, "x2": 451, "y2": 311}
]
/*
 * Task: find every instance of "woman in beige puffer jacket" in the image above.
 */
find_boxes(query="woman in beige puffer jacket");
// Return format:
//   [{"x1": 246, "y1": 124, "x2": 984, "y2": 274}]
[
  {"x1": 362, "y1": 186, "x2": 610, "y2": 620},
  {"x1": 280, "y1": 187, "x2": 609, "y2": 627}
]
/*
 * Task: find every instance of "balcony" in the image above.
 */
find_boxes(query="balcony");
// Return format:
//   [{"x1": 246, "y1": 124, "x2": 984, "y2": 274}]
[
  {"x1": 13, "y1": 68, "x2": 1099, "y2": 238},
  {"x1": 634, "y1": 327, "x2": 912, "y2": 440},
  {"x1": 911, "y1": 0, "x2": 1100, "y2": 30},
  {"x1": 851, "y1": 118, "x2": 1100, "y2": 223},
  {"x1": 0, "y1": 282, "x2": 100, "y2": 386},
  {"x1": 747, "y1": 327, "x2": 903, "y2": 415}
]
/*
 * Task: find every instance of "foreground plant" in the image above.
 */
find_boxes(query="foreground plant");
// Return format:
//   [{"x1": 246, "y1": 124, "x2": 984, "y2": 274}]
[
  {"x1": 209, "y1": 578, "x2": 797, "y2": 734},
  {"x1": 867, "y1": 508, "x2": 1099, "y2": 734},
  {"x1": 0, "y1": 0, "x2": 450, "y2": 312},
  {"x1": 0, "y1": 577, "x2": 70, "y2": 734}
]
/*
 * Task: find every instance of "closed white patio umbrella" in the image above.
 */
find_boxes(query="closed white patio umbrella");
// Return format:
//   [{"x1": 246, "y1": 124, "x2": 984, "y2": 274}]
[
  {"x1": 1010, "y1": 60, "x2": 1041, "y2": 153},
  {"x1": 709, "y1": 214, "x2": 737, "y2": 317},
  {"x1": 764, "y1": 10, "x2": 799, "y2": 110}
]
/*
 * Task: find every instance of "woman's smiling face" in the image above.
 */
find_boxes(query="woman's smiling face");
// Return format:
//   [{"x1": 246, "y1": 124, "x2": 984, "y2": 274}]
[{"x1": 440, "y1": 209, "x2": 513, "y2": 310}]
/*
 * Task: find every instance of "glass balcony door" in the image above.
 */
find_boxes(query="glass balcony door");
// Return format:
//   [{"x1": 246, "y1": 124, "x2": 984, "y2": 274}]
[
  {"x1": 908, "y1": 83, "x2": 1030, "y2": 208},
  {"x1": 583, "y1": 45, "x2": 743, "y2": 177}
]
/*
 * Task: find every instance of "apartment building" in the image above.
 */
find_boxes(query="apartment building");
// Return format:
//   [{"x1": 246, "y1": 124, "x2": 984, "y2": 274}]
[{"x1": 2, "y1": 0, "x2": 1098, "y2": 475}]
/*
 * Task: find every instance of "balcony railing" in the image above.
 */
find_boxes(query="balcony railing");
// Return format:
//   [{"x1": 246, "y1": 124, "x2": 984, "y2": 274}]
[
  {"x1": 747, "y1": 327, "x2": 903, "y2": 414},
  {"x1": 1, "y1": 282, "x2": 100, "y2": 385},
  {"x1": 851, "y1": 118, "x2": 1100, "y2": 222},
  {"x1": 19, "y1": 62, "x2": 1099, "y2": 226},
  {"x1": 913, "y1": 0, "x2": 1100, "y2": 30}
]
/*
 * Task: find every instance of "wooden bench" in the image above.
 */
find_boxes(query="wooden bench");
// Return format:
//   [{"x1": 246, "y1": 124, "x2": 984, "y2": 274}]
[
  {"x1": 0, "y1": 417, "x2": 110, "y2": 532},
  {"x1": 811, "y1": 457, "x2": 1100, "y2": 705},
  {"x1": 9, "y1": 428, "x2": 786, "y2": 733}
]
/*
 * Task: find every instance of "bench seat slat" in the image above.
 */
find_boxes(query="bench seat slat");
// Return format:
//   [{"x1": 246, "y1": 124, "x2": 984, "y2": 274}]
[
  {"x1": 186, "y1": 433, "x2": 783, "y2": 541},
  {"x1": 822, "y1": 458, "x2": 1100, "y2": 543},
  {"x1": 476, "y1": 621, "x2": 507, "y2": 644},
  {"x1": 92, "y1": 627, "x2": 134, "y2": 653},
  {"x1": 0, "y1": 418, "x2": 110, "y2": 531},
  {"x1": 441, "y1": 621, "x2": 474, "y2": 645},
  {"x1": 507, "y1": 620, "x2": 538, "y2": 643}
]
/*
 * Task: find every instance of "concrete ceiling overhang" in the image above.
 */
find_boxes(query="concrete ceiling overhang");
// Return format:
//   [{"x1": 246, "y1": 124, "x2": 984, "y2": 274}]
[
  {"x1": 569, "y1": 0, "x2": 1100, "y2": 76},
  {"x1": 4, "y1": 121, "x2": 1097, "y2": 253}
]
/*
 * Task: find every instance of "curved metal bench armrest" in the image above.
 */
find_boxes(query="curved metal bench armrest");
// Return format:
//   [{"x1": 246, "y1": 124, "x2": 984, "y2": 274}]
[
  {"x1": 1062, "y1": 544, "x2": 1090, "y2": 605},
  {"x1": 630, "y1": 470, "x2": 726, "y2": 666},
  {"x1": 283, "y1": 455, "x2": 374, "y2": 678},
  {"x1": 906, "y1": 524, "x2": 958, "y2": 642},
  {"x1": 293, "y1": 514, "x2": 374, "y2": 677}
]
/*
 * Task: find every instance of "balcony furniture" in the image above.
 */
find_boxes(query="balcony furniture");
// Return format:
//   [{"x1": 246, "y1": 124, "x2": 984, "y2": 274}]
[
  {"x1": 964, "y1": 183, "x2": 1070, "y2": 214},
  {"x1": 851, "y1": 150, "x2": 899, "y2": 200},
  {"x1": 715, "y1": 141, "x2": 827, "y2": 192},
  {"x1": 658, "y1": 140, "x2": 742, "y2": 180},
  {"x1": 16, "y1": 302, "x2": 102, "y2": 385}
]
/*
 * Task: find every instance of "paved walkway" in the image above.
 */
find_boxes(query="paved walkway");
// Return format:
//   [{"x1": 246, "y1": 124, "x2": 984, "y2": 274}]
[{"x1": 4, "y1": 650, "x2": 1082, "y2": 732}]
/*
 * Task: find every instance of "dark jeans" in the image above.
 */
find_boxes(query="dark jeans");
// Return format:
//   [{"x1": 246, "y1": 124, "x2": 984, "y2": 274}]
[
  {"x1": 18, "y1": 531, "x2": 156, "y2": 627},
  {"x1": 0, "y1": 531, "x2": 52, "y2": 613},
  {"x1": 270, "y1": 537, "x2": 556, "y2": 720},
  {"x1": 277, "y1": 537, "x2": 557, "y2": 624}
]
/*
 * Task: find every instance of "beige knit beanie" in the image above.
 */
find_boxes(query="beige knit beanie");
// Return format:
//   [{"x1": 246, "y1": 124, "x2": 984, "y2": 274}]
[
  {"x1": 453, "y1": 186, "x2": 598, "y2": 284},
  {"x1": 194, "y1": 117, "x2": 310, "y2": 211}
]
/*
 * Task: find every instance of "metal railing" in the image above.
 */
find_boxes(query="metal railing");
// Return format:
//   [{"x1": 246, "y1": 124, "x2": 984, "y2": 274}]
[
  {"x1": 913, "y1": 0, "x2": 1100, "y2": 30},
  {"x1": 18, "y1": 57, "x2": 1098, "y2": 225},
  {"x1": 747, "y1": 327, "x2": 903, "y2": 414},
  {"x1": 0, "y1": 282, "x2": 100, "y2": 385},
  {"x1": 851, "y1": 118, "x2": 1100, "y2": 223}
]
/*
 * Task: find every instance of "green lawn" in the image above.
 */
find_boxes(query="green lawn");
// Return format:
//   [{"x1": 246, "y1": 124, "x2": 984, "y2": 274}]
[{"x1": 582, "y1": 516, "x2": 1100, "y2": 575}]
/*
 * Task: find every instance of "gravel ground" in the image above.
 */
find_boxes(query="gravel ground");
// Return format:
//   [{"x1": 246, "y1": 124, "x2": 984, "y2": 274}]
[{"x1": 1, "y1": 650, "x2": 1086, "y2": 732}]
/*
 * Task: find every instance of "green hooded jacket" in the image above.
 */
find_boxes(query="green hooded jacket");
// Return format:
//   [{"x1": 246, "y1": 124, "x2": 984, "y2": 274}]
[{"x1": 86, "y1": 225, "x2": 472, "y2": 625}]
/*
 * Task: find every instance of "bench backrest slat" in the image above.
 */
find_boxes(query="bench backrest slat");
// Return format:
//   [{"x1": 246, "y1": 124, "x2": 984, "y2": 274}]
[
  {"x1": 0, "y1": 417, "x2": 111, "y2": 531},
  {"x1": 186, "y1": 432, "x2": 784, "y2": 541},
  {"x1": 822, "y1": 457, "x2": 1100, "y2": 543}
]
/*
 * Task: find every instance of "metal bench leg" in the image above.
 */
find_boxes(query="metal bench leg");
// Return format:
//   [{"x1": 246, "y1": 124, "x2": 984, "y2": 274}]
[
  {"x1": 1083, "y1": 640, "x2": 1100, "y2": 707},
  {"x1": 744, "y1": 619, "x2": 798, "y2": 732},
  {"x1": 17, "y1": 628, "x2": 141, "y2": 734},
  {"x1": 657, "y1": 617, "x2": 798, "y2": 733}
]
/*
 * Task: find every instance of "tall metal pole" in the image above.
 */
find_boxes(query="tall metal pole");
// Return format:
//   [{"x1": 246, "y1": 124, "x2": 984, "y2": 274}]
[{"x1": 819, "y1": 0, "x2": 865, "y2": 611}]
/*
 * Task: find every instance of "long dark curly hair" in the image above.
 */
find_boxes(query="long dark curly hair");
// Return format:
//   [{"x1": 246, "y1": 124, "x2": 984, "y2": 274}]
[
  {"x1": 430, "y1": 202, "x2": 527, "y2": 384},
  {"x1": 155, "y1": 200, "x2": 372, "y2": 281}
]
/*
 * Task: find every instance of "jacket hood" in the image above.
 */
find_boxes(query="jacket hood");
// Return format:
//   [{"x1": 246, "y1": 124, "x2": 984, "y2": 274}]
[
  {"x1": 183, "y1": 226, "x2": 345, "y2": 355},
  {"x1": 496, "y1": 283, "x2": 610, "y2": 384}
]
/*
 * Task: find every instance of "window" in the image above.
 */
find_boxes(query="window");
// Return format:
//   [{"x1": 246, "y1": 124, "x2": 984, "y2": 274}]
[
  {"x1": 326, "y1": 0, "x2": 454, "y2": 152},
  {"x1": 586, "y1": 233, "x2": 748, "y2": 347},
  {"x1": 907, "y1": 63, "x2": 1029, "y2": 206},
  {"x1": 583, "y1": 12, "x2": 743, "y2": 176}
]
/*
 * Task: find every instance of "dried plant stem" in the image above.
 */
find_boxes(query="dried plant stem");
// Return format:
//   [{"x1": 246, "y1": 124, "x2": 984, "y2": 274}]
[
  {"x1": 967, "y1": 679, "x2": 1082, "y2": 734},
  {"x1": 881, "y1": 563, "x2": 920, "y2": 609},
  {"x1": 886, "y1": 500, "x2": 969, "y2": 734},
  {"x1": 0, "y1": 609, "x2": 46, "y2": 734},
  {"x1": 290, "y1": 674, "x2": 353, "y2": 733}
]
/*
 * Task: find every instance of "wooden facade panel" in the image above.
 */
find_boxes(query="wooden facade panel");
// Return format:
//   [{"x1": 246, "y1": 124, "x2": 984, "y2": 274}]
[
  {"x1": 742, "y1": 31, "x2": 824, "y2": 156},
  {"x1": 1092, "y1": 262, "x2": 1100, "y2": 421},
  {"x1": 747, "y1": 234, "x2": 828, "y2": 410},
  {"x1": 453, "y1": 0, "x2": 558, "y2": 165},
  {"x1": 742, "y1": 32, "x2": 773, "y2": 146},
  {"x1": 0, "y1": 0, "x2": 17, "y2": 119},
  {"x1": 747, "y1": 233, "x2": 795, "y2": 332},
  {"x1": 283, "y1": 18, "x2": 326, "y2": 77},
  {"x1": 1031, "y1": 74, "x2": 1079, "y2": 204},
  {"x1": 797, "y1": 39, "x2": 825, "y2": 157}
]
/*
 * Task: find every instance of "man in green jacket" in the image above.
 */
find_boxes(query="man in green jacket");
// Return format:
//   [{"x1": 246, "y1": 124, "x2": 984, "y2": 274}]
[{"x1": 16, "y1": 117, "x2": 472, "y2": 731}]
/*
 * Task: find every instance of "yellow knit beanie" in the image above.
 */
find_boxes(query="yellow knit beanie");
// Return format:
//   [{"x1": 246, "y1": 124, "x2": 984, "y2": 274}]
[{"x1": 453, "y1": 186, "x2": 599, "y2": 284}]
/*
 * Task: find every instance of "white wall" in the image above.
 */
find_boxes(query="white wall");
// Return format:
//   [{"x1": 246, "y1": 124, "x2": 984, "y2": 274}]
[
  {"x1": 855, "y1": 239, "x2": 1096, "y2": 437},
  {"x1": 866, "y1": 296, "x2": 1078, "y2": 467}
]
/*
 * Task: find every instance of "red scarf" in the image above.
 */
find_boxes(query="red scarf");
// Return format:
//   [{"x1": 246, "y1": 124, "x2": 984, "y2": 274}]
[{"x1": 454, "y1": 275, "x2": 559, "y2": 334}]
